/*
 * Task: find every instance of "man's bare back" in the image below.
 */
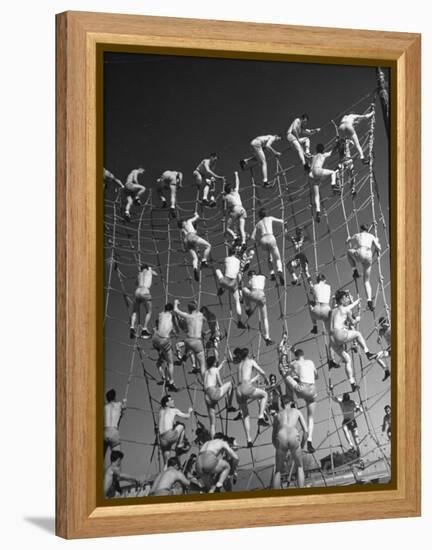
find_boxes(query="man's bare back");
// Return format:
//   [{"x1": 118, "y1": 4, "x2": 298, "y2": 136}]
[
  {"x1": 159, "y1": 407, "x2": 178, "y2": 433},
  {"x1": 184, "y1": 312, "x2": 204, "y2": 338},
  {"x1": 157, "y1": 311, "x2": 173, "y2": 338}
]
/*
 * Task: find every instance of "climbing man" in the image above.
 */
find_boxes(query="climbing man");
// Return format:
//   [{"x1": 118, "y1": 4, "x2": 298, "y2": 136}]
[
  {"x1": 152, "y1": 303, "x2": 177, "y2": 391},
  {"x1": 124, "y1": 167, "x2": 146, "y2": 220},
  {"x1": 156, "y1": 170, "x2": 183, "y2": 217},
  {"x1": 174, "y1": 299, "x2": 207, "y2": 377},
  {"x1": 233, "y1": 347, "x2": 269, "y2": 448},
  {"x1": 239, "y1": 134, "x2": 282, "y2": 187},
  {"x1": 280, "y1": 349, "x2": 318, "y2": 453},
  {"x1": 309, "y1": 273, "x2": 332, "y2": 335},
  {"x1": 196, "y1": 432, "x2": 239, "y2": 493},
  {"x1": 223, "y1": 171, "x2": 247, "y2": 248},
  {"x1": 242, "y1": 269, "x2": 274, "y2": 345},
  {"x1": 346, "y1": 223, "x2": 381, "y2": 311},
  {"x1": 200, "y1": 305, "x2": 221, "y2": 362},
  {"x1": 130, "y1": 264, "x2": 158, "y2": 339},
  {"x1": 204, "y1": 357, "x2": 236, "y2": 438},
  {"x1": 104, "y1": 389, "x2": 127, "y2": 458},
  {"x1": 149, "y1": 456, "x2": 191, "y2": 497},
  {"x1": 330, "y1": 390, "x2": 363, "y2": 455},
  {"x1": 178, "y1": 212, "x2": 211, "y2": 282},
  {"x1": 158, "y1": 394, "x2": 193, "y2": 467},
  {"x1": 214, "y1": 247, "x2": 246, "y2": 329},
  {"x1": 250, "y1": 208, "x2": 285, "y2": 285},
  {"x1": 337, "y1": 107, "x2": 374, "y2": 164},
  {"x1": 309, "y1": 143, "x2": 339, "y2": 223},
  {"x1": 193, "y1": 153, "x2": 224, "y2": 207},
  {"x1": 286, "y1": 113, "x2": 321, "y2": 171},
  {"x1": 286, "y1": 226, "x2": 311, "y2": 285},
  {"x1": 381, "y1": 405, "x2": 391, "y2": 440},
  {"x1": 330, "y1": 290, "x2": 378, "y2": 392},
  {"x1": 104, "y1": 450, "x2": 139, "y2": 498},
  {"x1": 272, "y1": 399, "x2": 308, "y2": 489}
]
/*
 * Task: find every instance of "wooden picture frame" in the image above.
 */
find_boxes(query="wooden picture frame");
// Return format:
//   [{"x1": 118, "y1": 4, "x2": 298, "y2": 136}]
[{"x1": 56, "y1": 11, "x2": 421, "y2": 539}]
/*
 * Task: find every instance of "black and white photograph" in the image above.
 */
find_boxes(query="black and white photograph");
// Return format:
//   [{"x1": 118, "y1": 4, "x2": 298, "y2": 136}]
[{"x1": 102, "y1": 51, "x2": 392, "y2": 500}]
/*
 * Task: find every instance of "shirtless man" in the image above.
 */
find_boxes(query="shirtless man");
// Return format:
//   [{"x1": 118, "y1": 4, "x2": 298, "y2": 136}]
[
  {"x1": 149, "y1": 456, "x2": 190, "y2": 497},
  {"x1": 272, "y1": 399, "x2": 308, "y2": 489},
  {"x1": 193, "y1": 153, "x2": 224, "y2": 207},
  {"x1": 239, "y1": 134, "x2": 282, "y2": 187},
  {"x1": 287, "y1": 227, "x2": 311, "y2": 285},
  {"x1": 178, "y1": 213, "x2": 211, "y2": 282},
  {"x1": 375, "y1": 316, "x2": 391, "y2": 381},
  {"x1": 200, "y1": 305, "x2": 221, "y2": 361},
  {"x1": 152, "y1": 303, "x2": 177, "y2": 391},
  {"x1": 381, "y1": 405, "x2": 391, "y2": 440},
  {"x1": 103, "y1": 168, "x2": 123, "y2": 191},
  {"x1": 196, "y1": 433, "x2": 239, "y2": 493},
  {"x1": 124, "y1": 167, "x2": 146, "y2": 220},
  {"x1": 250, "y1": 208, "x2": 285, "y2": 285},
  {"x1": 158, "y1": 394, "x2": 193, "y2": 467},
  {"x1": 309, "y1": 274, "x2": 332, "y2": 334},
  {"x1": 331, "y1": 390, "x2": 363, "y2": 454},
  {"x1": 215, "y1": 248, "x2": 246, "y2": 329},
  {"x1": 286, "y1": 114, "x2": 321, "y2": 171},
  {"x1": 174, "y1": 300, "x2": 206, "y2": 376},
  {"x1": 347, "y1": 224, "x2": 381, "y2": 311},
  {"x1": 156, "y1": 170, "x2": 183, "y2": 217},
  {"x1": 104, "y1": 389, "x2": 126, "y2": 458},
  {"x1": 204, "y1": 357, "x2": 236, "y2": 438},
  {"x1": 280, "y1": 349, "x2": 318, "y2": 453},
  {"x1": 338, "y1": 108, "x2": 374, "y2": 163},
  {"x1": 330, "y1": 290, "x2": 378, "y2": 392},
  {"x1": 242, "y1": 270, "x2": 273, "y2": 345},
  {"x1": 104, "y1": 450, "x2": 138, "y2": 498},
  {"x1": 309, "y1": 143, "x2": 339, "y2": 223},
  {"x1": 130, "y1": 264, "x2": 157, "y2": 339},
  {"x1": 233, "y1": 347, "x2": 269, "y2": 447},
  {"x1": 223, "y1": 171, "x2": 247, "y2": 248}
]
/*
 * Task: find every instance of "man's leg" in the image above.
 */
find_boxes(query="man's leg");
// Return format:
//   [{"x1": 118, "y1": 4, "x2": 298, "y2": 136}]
[
  {"x1": 292, "y1": 447, "x2": 305, "y2": 488},
  {"x1": 350, "y1": 130, "x2": 364, "y2": 160},
  {"x1": 130, "y1": 300, "x2": 140, "y2": 336},
  {"x1": 312, "y1": 183, "x2": 321, "y2": 217},
  {"x1": 207, "y1": 404, "x2": 216, "y2": 439},
  {"x1": 142, "y1": 299, "x2": 152, "y2": 333},
  {"x1": 352, "y1": 428, "x2": 360, "y2": 450},
  {"x1": 347, "y1": 249, "x2": 358, "y2": 269},
  {"x1": 273, "y1": 448, "x2": 285, "y2": 489},
  {"x1": 225, "y1": 216, "x2": 237, "y2": 240},
  {"x1": 156, "y1": 183, "x2": 166, "y2": 206},
  {"x1": 209, "y1": 459, "x2": 230, "y2": 493},
  {"x1": 298, "y1": 136, "x2": 311, "y2": 155},
  {"x1": 188, "y1": 248, "x2": 199, "y2": 270},
  {"x1": 260, "y1": 303, "x2": 271, "y2": 341},
  {"x1": 363, "y1": 264, "x2": 373, "y2": 302},
  {"x1": 125, "y1": 195, "x2": 134, "y2": 217},
  {"x1": 166, "y1": 349, "x2": 175, "y2": 385},
  {"x1": 340, "y1": 350, "x2": 356, "y2": 387},
  {"x1": 196, "y1": 350, "x2": 206, "y2": 377},
  {"x1": 239, "y1": 401, "x2": 252, "y2": 444},
  {"x1": 306, "y1": 401, "x2": 316, "y2": 444},
  {"x1": 135, "y1": 184, "x2": 146, "y2": 201},
  {"x1": 270, "y1": 243, "x2": 283, "y2": 273},
  {"x1": 232, "y1": 289, "x2": 243, "y2": 320},
  {"x1": 254, "y1": 147, "x2": 267, "y2": 182},
  {"x1": 342, "y1": 424, "x2": 354, "y2": 449},
  {"x1": 292, "y1": 139, "x2": 306, "y2": 164},
  {"x1": 169, "y1": 183, "x2": 177, "y2": 209},
  {"x1": 195, "y1": 235, "x2": 211, "y2": 263},
  {"x1": 239, "y1": 216, "x2": 246, "y2": 245},
  {"x1": 202, "y1": 182, "x2": 210, "y2": 201}
]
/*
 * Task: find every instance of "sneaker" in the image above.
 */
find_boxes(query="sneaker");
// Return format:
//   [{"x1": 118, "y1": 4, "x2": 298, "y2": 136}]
[
  {"x1": 194, "y1": 268, "x2": 199, "y2": 282},
  {"x1": 237, "y1": 320, "x2": 247, "y2": 329},
  {"x1": 160, "y1": 200, "x2": 167, "y2": 209},
  {"x1": 217, "y1": 287, "x2": 224, "y2": 296},
  {"x1": 209, "y1": 200, "x2": 216, "y2": 208},
  {"x1": 270, "y1": 272, "x2": 276, "y2": 281},
  {"x1": 202, "y1": 198, "x2": 209, "y2": 207},
  {"x1": 169, "y1": 207, "x2": 176, "y2": 218},
  {"x1": 353, "y1": 269, "x2": 360, "y2": 279},
  {"x1": 245, "y1": 308, "x2": 253, "y2": 317},
  {"x1": 367, "y1": 300, "x2": 374, "y2": 311},
  {"x1": 201, "y1": 260, "x2": 208, "y2": 269},
  {"x1": 382, "y1": 369, "x2": 390, "y2": 381},
  {"x1": 156, "y1": 379, "x2": 166, "y2": 386},
  {"x1": 366, "y1": 351, "x2": 378, "y2": 360},
  {"x1": 129, "y1": 327, "x2": 136, "y2": 339},
  {"x1": 190, "y1": 367, "x2": 200, "y2": 375},
  {"x1": 291, "y1": 278, "x2": 298, "y2": 286},
  {"x1": 258, "y1": 417, "x2": 270, "y2": 427},
  {"x1": 239, "y1": 159, "x2": 247, "y2": 170},
  {"x1": 351, "y1": 382, "x2": 360, "y2": 392},
  {"x1": 264, "y1": 338, "x2": 274, "y2": 347},
  {"x1": 134, "y1": 197, "x2": 142, "y2": 206},
  {"x1": 311, "y1": 325, "x2": 318, "y2": 335},
  {"x1": 278, "y1": 272, "x2": 285, "y2": 286},
  {"x1": 307, "y1": 441, "x2": 316, "y2": 453},
  {"x1": 141, "y1": 328, "x2": 151, "y2": 339},
  {"x1": 315, "y1": 212, "x2": 321, "y2": 223},
  {"x1": 328, "y1": 359, "x2": 339, "y2": 370},
  {"x1": 247, "y1": 441, "x2": 253, "y2": 448},
  {"x1": 124, "y1": 211, "x2": 131, "y2": 221},
  {"x1": 263, "y1": 181, "x2": 271, "y2": 188},
  {"x1": 166, "y1": 382, "x2": 178, "y2": 392}
]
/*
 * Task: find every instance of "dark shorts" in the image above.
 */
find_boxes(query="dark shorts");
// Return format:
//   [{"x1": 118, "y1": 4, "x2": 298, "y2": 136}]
[{"x1": 343, "y1": 418, "x2": 358, "y2": 431}]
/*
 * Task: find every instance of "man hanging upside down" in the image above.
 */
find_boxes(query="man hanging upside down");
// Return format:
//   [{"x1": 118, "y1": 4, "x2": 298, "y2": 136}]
[
  {"x1": 233, "y1": 347, "x2": 270, "y2": 447},
  {"x1": 309, "y1": 143, "x2": 339, "y2": 223},
  {"x1": 156, "y1": 170, "x2": 183, "y2": 217},
  {"x1": 124, "y1": 167, "x2": 146, "y2": 220},
  {"x1": 158, "y1": 394, "x2": 193, "y2": 467},
  {"x1": 239, "y1": 134, "x2": 282, "y2": 187},
  {"x1": 272, "y1": 399, "x2": 308, "y2": 489},
  {"x1": 337, "y1": 107, "x2": 374, "y2": 164},
  {"x1": 193, "y1": 153, "x2": 224, "y2": 207},
  {"x1": 242, "y1": 269, "x2": 274, "y2": 345},
  {"x1": 178, "y1": 212, "x2": 211, "y2": 282},
  {"x1": 196, "y1": 433, "x2": 239, "y2": 493},
  {"x1": 330, "y1": 290, "x2": 378, "y2": 392},
  {"x1": 223, "y1": 171, "x2": 247, "y2": 248},
  {"x1": 215, "y1": 247, "x2": 246, "y2": 329},
  {"x1": 130, "y1": 264, "x2": 158, "y2": 339},
  {"x1": 286, "y1": 226, "x2": 311, "y2": 285},
  {"x1": 250, "y1": 208, "x2": 285, "y2": 285},
  {"x1": 286, "y1": 114, "x2": 321, "y2": 172},
  {"x1": 346, "y1": 223, "x2": 381, "y2": 311},
  {"x1": 204, "y1": 357, "x2": 236, "y2": 438},
  {"x1": 174, "y1": 300, "x2": 206, "y2": 377}
]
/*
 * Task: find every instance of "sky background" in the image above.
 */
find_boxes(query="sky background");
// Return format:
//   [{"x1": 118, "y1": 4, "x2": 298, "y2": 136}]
[{"x1": 103, "y1": 51, "x2": 391, "y2": 493}]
